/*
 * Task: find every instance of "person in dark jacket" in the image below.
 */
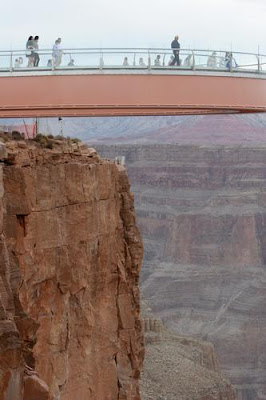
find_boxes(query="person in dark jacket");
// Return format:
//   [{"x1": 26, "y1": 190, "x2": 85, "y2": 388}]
[
  {"x1": 26, "y1": 36, "x2": 34, "y2": 67},
  {"x1": 171, "y1": 35, "x2": 180, "y2": 66},
  {"x1": 32, "y1": 36, "x2": 40, "y2": 67},
  {"x1": 26, "y1": 36, "x2": 33, "y2": 50}
]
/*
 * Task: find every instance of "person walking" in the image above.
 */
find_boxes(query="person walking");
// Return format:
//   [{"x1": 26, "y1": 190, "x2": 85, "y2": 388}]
[
  {"x1": 171, "y1": 35, "x2": 180, "y2": 66},
  {"x1": 52, "y1": 38, "x2": 63, "y2": 67},
  {"x1": 32, "y1": 35, "x2": 40, "y2": 67}
]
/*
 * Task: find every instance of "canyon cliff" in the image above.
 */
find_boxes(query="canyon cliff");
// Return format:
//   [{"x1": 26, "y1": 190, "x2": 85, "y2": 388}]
[
  {"x1": 140, "y1": 302, "x2": 236, "y2": 400},
  {"x1": 96, "y1": 144, "x2": 266, "y2": 400},
  {"x1": 0, "y1": 137, "x2": 144, "y2": 400}
]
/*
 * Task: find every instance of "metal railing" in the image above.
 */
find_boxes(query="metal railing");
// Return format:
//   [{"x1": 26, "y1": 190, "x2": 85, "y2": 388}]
[{"x1": 0, "y1": 47, "x2": 265, "y2": 74}]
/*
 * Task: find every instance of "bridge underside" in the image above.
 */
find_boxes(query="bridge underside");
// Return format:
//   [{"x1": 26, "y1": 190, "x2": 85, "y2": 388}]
[{"x1": 0, "y1": 72, "x2": 265, "y2": 117}]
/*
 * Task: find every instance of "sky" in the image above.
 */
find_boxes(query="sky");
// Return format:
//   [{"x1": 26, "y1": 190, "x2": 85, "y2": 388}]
[{"x1": 1, "y1": 0, "x2": 266, "y2": 54}]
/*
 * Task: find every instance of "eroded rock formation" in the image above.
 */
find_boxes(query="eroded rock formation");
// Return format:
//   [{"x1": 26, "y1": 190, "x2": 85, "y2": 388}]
[
  {"x1": 0, "y1": 138, "x2": 144, "y2": 400},
  {"x1": 140, "y1": 301, "x2": 236, "y2": 400},
  {"x1": 96, "y1": 144, "x2": 266, "y2": 400}
]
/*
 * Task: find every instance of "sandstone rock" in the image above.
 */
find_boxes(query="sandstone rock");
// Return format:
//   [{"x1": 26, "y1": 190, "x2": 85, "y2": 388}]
[
  {"x1": 0, "y1": 139, "x2": 144, "y2": 400},
  {"x1": 24, "y1": 374, "x2": 49, "y2": 400},
  {"x1": 0, "y1": 143, "x2": 7, "y2": 160}
]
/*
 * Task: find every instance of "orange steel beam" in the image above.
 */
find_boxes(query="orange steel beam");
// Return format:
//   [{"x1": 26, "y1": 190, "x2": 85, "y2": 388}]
[{"x1": 0, "y1": 73, "x2": 265, "y2": 117}]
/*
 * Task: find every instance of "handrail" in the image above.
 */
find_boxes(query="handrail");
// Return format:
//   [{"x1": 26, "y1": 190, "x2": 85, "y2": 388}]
[
  {"x1": 0, "y1": 47, "x2": 265, "y2": 56},
  {"x1": 0, "y1": 47, "x2": 264, "y2": 74}
]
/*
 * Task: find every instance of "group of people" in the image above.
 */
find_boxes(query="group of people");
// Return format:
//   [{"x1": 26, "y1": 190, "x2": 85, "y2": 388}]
[
  {"x1": 122, "y1": 35, "x2": 237, "y2": 69},
  {"x1": 207, "y1": 51, "x2": 238, "y2": 68},
  {"x1": 25, "y1": 36, "x2": 74, "y2": 68},
  {"x1": 21, "y1": 34, "x2": 237, "y2": 70},
  {"x1": 26, "y1": 36, "x2": 40, "y2": 67},
  {"x1": 170, "y1": 35, "x2": 238, "y2": 68},
  {"x1": 122, "y1": 35, "x2": 180, "y2": 67}
]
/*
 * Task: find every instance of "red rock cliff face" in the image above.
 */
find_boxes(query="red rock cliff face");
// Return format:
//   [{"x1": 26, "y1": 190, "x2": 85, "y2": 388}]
[
  {"x1": 0, "y1": 140, "x2": 144, "y2": 400},
  {"x1": 96, "y1": 144, "x2": 266, "y2": 400}
]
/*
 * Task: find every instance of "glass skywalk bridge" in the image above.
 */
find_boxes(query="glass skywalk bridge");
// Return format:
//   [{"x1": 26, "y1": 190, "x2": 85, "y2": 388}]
[
  {"x1": 0, "y1": 47, "x2": 265, "y2": 118},
  {"x1": 0, "y1": 47, "x2": 265, "y2": 74}
]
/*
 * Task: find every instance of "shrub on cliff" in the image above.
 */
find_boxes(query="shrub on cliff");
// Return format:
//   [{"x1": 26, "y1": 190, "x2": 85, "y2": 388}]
[
  {"x1": 33, "y1": 134, "x2": 53, "y2": 149},
  {"x1": 45, "y1": 140, "x2": 53, "y2": 149},
  {"x1": 12, "y1": 131, "x2": 23, "y2": 140}
]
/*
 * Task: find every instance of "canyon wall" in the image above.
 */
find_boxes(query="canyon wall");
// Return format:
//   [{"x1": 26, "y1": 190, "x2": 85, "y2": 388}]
[
  {"x1": 96, "y1": 144, "x2": 266, "y2": 400},
  {"x1": 140, "y1": 302, "x2": 236, "y2": 400},
  {"x1": 0, "y1": 138, "x2": 144, "y2": 400}
]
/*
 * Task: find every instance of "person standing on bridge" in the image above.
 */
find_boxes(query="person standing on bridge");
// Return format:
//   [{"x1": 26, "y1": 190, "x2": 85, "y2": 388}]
[
  {"x1": 207, "y1": 51, "x2": 217, "y2": 68},
  {"x1": 26, "y1": 36, "x2": 34, "y2": 67},
  {"x1": 52, "y1": 38, "x2": 63, "y2": 67},
  {"x1": 154, "y1": 55, "x2": 161, "y2": 66},
  {"x1": 123, "y1": 57, "x2": 129, "y2": 66},
  {"x1": 139, "y1": 57, "x2": 146, "y2": 67},
  {"x1": 32, "y1": 36, "x2": 40, "y2": 67},
  {"x1": 171, "y1": 35, "x2": 180, "y2": 66}
]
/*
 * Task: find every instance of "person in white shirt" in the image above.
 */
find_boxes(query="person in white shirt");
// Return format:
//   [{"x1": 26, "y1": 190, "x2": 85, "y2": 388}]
[
  {"x1": 123, "y1": 57, "x2": 129, "y2": 66},
  {"x1": 154, "y1": 55, "x2": 161, "y2": 66},
  {"x1": 139, "y1": 57, "x2": 146, "y2": 67},
  {"x1": 184, "y1": 54, "x2": 193, "y2": 67},
  {"x1": 207, "y1": 51, "x2": 217, "y2": 68},
  {"x1": 52, "y1": 38, "x2": 63, "y2": 67}
]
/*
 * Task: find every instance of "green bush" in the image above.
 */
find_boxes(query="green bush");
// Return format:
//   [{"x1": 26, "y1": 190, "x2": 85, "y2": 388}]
[
  {"x1": 34, "y1": 134, "x2": 48, "y2": 143},
  {"x1": 71, "y1": 138, "x2": 81, "y2": 143},
  {"x1": 45, "y1": 140, "x2": 53, "y2": 149},
  {"x1": 11, "y1": 131, "x2": 22, "y2": 140}
]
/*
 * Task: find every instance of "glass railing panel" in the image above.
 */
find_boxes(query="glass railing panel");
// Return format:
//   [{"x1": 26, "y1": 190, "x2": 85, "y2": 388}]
[
  {"x1": 259, "y1": 55, "x2": 266, "y2": 73},
  {"x1": 0, "y1": 48, "x2": 264, "y2": 73},
  {"x1": 231, "y1": 52, "x2": 259, "y2": 71},
  {"x1": 0, "y1": 53, "x2": 11, "y2": 71}
]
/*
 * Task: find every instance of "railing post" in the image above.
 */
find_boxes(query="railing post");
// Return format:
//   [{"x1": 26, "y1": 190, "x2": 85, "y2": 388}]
[
  {"x1": 230, "y1": 53, "x2": 233, "y2": 72},
  {"x1": 99, "y1": 55, "x2": 104, "y2": 70},
  {"x1": 257, "y1": 55, "x2": 261, "y2": 72},
  {"x1": 10, "y1": 51, "x2": 13, "y2": 72},
  {"x1": 148, "y1": 51, "x2": 151, "y2": 70},
  {"x1": 192, "y1": 51, "x2": 195, "y2": 70}
]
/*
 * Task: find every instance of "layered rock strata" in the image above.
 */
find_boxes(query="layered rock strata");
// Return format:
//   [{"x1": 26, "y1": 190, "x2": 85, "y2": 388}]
[
  {"x1": 0, "y1": 138, "x2": 144, "y2": 400},
  {"x1": 96, "y1": 144, "x2": 266, "y2": 400},
  {"x1": 140, "y1": 302, "x2": 236, "y2": 400}
]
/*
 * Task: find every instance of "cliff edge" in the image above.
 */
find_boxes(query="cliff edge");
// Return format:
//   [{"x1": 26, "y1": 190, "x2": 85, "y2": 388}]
[{"x1": 0, "y1": 137, "x2": 144, "y2": 400}]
